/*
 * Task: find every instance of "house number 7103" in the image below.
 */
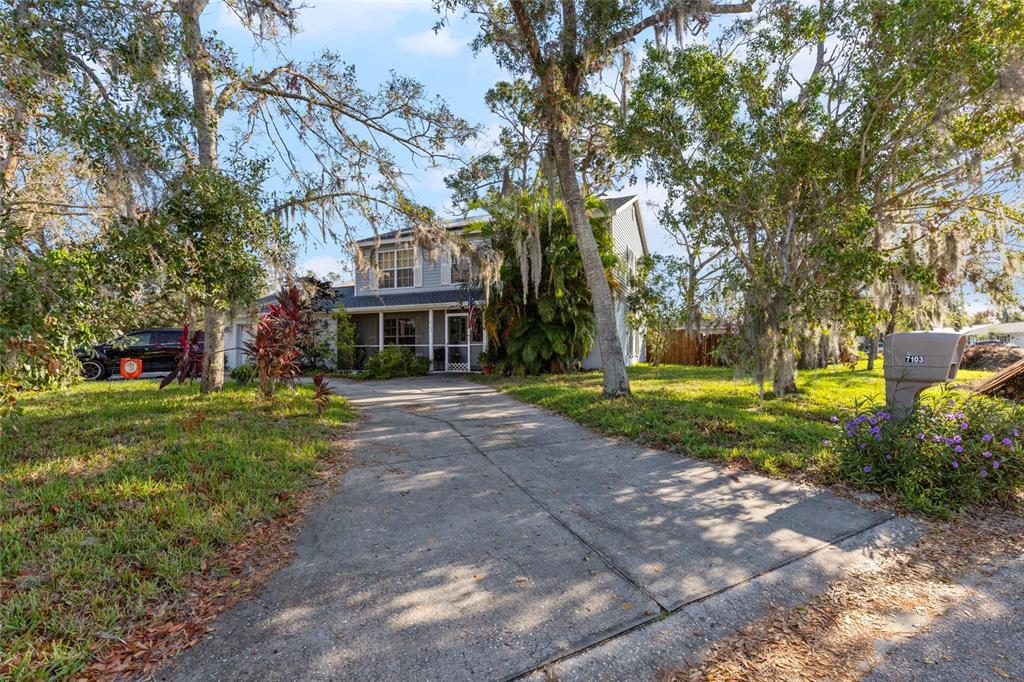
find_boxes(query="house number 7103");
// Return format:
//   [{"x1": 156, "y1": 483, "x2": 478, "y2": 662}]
[{"x1": 904, "y1": 355, "x2": 925, "y2": 364}]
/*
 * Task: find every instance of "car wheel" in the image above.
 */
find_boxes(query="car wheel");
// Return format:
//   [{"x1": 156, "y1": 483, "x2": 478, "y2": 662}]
[{"x1": 81, "y1": 360, "x2": 107, "y2": 381}]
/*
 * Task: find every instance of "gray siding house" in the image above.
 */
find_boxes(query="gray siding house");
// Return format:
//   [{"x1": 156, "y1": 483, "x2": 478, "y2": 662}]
[{"x1": 226, "y1": 195, "x2": 649, "y2": 372}]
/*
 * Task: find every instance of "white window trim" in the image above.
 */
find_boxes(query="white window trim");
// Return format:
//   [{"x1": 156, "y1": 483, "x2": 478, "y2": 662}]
[{"x1": 375, "y1": 244, "x2": 417, "y2": 291}]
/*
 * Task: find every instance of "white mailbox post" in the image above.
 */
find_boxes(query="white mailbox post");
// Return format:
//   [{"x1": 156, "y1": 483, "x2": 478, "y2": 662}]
[{"x1": 883, "y1": 332, "x2": 967, "y2": 419}]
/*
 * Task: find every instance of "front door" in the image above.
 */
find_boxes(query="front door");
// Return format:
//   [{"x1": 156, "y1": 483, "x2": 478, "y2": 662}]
[{"x1": 446, "y1": 314, "x2": 469, "y2": 372}]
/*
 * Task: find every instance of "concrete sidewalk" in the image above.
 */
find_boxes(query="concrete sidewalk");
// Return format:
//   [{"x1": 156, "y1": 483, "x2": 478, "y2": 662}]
[{"x1": 162, "y1": 376, "x2": 917, "y2": 681}]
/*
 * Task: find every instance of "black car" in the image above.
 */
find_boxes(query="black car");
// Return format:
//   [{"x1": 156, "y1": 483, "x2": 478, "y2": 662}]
[{"x1": 77, "y1": 328, "x2": 204, "y2": 380}]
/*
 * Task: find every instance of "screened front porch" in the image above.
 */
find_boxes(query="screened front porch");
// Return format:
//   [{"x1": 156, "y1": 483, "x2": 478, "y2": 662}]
[{"x1": 350, "y1": 309, "x2": 485, "y2": 372}]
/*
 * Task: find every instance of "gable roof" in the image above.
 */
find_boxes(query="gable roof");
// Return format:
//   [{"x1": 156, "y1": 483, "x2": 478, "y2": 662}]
[{"x1": 352, "y1": 195, "x2": 642, "y2": 247}]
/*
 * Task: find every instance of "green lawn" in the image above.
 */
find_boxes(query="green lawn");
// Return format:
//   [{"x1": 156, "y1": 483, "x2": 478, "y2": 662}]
[
  {"x1": 0, "y1": 381, "x2": 354, "y2": 680},
  {"x1": 474, "y1": 362, "x2": 994, "y2": 477}
]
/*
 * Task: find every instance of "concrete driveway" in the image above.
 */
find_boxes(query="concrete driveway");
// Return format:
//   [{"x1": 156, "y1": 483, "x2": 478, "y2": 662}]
[{"x1": 162, "y1": 376, "x2": 917, "y2": 681}]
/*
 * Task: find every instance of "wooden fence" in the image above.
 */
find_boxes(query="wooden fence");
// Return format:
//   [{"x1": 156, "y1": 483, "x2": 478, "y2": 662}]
[{"x1": 654, "y1": 330, "x2": 730, "y2": 366}]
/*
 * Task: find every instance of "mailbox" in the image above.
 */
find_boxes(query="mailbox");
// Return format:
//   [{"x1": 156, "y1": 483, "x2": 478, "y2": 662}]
[{"x1": 883, "y1": 332, "x2": 967, "y2": 419}]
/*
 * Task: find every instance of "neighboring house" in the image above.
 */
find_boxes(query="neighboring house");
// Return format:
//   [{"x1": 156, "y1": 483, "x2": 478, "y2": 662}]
[
  {"x1": 226, "y1": 195, "x2": 649, "y2": 372},
  {"x1": 965, "y1": 322, "x2": 1024, "y2": 348}
]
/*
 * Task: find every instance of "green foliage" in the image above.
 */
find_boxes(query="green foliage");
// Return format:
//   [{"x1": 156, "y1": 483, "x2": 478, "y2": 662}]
[
  {"x1": 627, "y1": 255, "x2": 686, "y2": 366},
  {"x1": 115, "y1": 162, "x2": 290, "y2": 310},
  {"x1": 0, "y1": 237, "x2": 138, "y2": 393},
  {"x1": 831, "y1": 391, "x2": 1023, "y2": 517},
  {"x1": 334, "y1": 306, "x2": 358, "y2": 371},
  {"x1": 619, "y1": 0, "x2": 1024, "y2": 392},
  {"x1": 0, "y1": 381, "x2": 353, "y2": 678},
  {"x1": 483, "y1": 194, "x2": 616, "y2": 375},
  {"x1": 229, "y1": 362, "x2": 256, "y2": 385},
  {"x1": 362, "y1": 346, "x2": 430, "y2": 380},
  {"x1": 475, "y1": 361, "x2": 997, "y2": 481}
]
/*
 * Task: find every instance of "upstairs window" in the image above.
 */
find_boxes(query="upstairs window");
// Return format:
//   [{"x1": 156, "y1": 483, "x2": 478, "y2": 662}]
[{"x1": 377, "y1": 246, "x2": 414, "y2": 288}]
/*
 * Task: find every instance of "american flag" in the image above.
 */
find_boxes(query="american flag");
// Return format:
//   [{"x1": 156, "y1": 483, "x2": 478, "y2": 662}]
[{"x1": 467, "y1": 299, "x2": 477, "y2": 335}]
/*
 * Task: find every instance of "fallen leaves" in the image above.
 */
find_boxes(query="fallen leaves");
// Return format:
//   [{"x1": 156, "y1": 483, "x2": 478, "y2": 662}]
[{"x1": 663, "y1": 509, "x2": 1024, "y2": 682}]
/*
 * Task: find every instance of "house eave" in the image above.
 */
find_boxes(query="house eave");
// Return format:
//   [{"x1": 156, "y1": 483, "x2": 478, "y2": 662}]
[{"x1": 340, "y1": 302, "x2": 473, "y2": 314}]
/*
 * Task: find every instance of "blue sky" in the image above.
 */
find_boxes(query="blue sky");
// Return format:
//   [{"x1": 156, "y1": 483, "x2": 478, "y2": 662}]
[
  {"x1": 211, "y1": 0, "x2": 1001, "y2": 317},
  {"x1": 211, "y1": 0, "x2": 672, "y2": 281}
]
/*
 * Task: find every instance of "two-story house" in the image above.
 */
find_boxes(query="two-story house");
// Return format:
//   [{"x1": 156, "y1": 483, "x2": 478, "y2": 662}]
[{"x1": 225, "y1": 195, "x2": 649, "y2": 373}]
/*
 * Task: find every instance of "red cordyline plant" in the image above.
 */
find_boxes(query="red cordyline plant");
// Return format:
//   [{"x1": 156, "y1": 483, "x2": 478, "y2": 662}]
[
  {"x1": 312, "y1": 373, "x2": 334, "y2": 416},
  {"x1": 244, "y1": 286, "x2": 307, "y2": 399},
  {"x1": 159, "y1": 324, "x2": 204, "y2": 389}
]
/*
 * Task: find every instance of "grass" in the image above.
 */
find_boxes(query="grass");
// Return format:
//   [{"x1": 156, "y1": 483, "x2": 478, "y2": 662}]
[
  {"x1": 0, "y1": 380, "x2": 355, "y2": 679},
  {"x1": 473, "y1": 362, "x2": 995, "y2": 478}
]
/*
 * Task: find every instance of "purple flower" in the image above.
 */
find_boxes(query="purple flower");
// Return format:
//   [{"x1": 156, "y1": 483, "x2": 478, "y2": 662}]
[
  {"x1": 933, "y1": 435, "x2": 944, "y2": 443},
  {"x1": 960, "y1": 422, "x2": 969, "y2": 430},
  {"x1": 830, "y1": 415, "x2": 839, "y2": 423},
  {"x1": 878, "y1": 411, "x2": 891, "y2": 420},
  {"x1": 954, "y1": 445, "x2": 964, "y2": 453},
  {"x1": 945, "y1": 413, "x2": 955, "y2": 420},
  {"x1": 885, "y1": 454, "x2": 893, "y2": 461},
  {"x1": 952, "y1": 461, "x2": 960, "y2": 469},
  {"x1": 917, "y1": 433, "x2": 926, "y2": 440},
  {"x1": 983, "y1": 450, "x2": 992, "y2": 458},
  {"x1": 1001, "y1": 437, "x2": 1013, "y2": 446},
  {"x1": 955, "y1": 411, "x2": 965, "y2": 419},
  {"x1": 1013, "y1": 429, "x2": 1020, "y2": 437},
  {"x1": 822, "y1": 439, "x2": 832, "y2": 446},
  {"x1": 993, "y1": 460, "x2": 1001, "y2": 469},
  {"x1": 982, "y1": 434, "x2": 993, "y2": 442},
  {"x1": 863, "y1": 465, "x2": 872, "y2": 473},
  {"x1": 874, "y1": 434, "x2": 882, "y2": 441},
  {"x1": 953, "y1": 435, "x2": 962, "y2": 444},
  {"x1": 980, "y1": 468, "x2": 989, "y2": 478},
  {"x1": 860, "y1": 443, "x2": 868, "y2": 449}
]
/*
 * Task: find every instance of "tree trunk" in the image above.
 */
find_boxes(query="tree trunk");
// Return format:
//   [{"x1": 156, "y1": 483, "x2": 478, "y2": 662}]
[
  {"x1": 177, "y1": 0, "x2": 217, "y2": 169},
  {"x1": 0, "y1": 101, "x2": 31, "y2": 197},
  {"x1": 866, "y1": 335, "x2": 879, "y2": 370},
  {"x1": 176, "y1": 0, "x2": 224, "y2": 392},
  {"x1": 200, "y1": 302, "x2": 226, "y2": 392},
  {"x1": 773, "y1": 342, "x2": 798, "y2": 396},
  {"x1": 548, "y1": 127, "x2": 630, "y2": 397}
]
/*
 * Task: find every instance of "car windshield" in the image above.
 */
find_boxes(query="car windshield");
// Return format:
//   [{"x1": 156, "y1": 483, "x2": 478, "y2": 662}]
[{"x1": 111, "y1": 332, "x2": 150, "y2": 347}]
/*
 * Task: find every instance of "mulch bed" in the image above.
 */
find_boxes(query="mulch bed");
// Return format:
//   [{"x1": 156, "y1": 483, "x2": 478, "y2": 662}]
[
  {"x1": 661, "y1": 506, "x2": 1024, "y2": 682},
  {"x1": 960, "y1": 345, "x2": 1024, "y2": 372},
  {"x1": 77, "y1": 429, "x2": 356, "y2": 681}
]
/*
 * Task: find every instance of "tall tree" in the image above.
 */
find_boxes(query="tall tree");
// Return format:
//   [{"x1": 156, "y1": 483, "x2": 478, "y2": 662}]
[
  {"x1": 621, "y1": 0, "x2": 1024, "y2": 394},
  {"x1": 165, "y1": 0, "x2": 475, "y2": 392},
  {"x1": 437, "y1": 0, "x2": 753, "y2": 397},
  {"x1": 1, "y1": 0, "x2": 188, "y2": 387}
]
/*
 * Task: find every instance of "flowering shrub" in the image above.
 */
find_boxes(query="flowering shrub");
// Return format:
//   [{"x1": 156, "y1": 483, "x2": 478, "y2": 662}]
[{"x1": 830, "y1": 390, "x2": 1022, "y2": 516}]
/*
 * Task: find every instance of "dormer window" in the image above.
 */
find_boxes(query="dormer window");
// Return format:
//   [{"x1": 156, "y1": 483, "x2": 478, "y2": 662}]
[{"x1": 377, "y1": 246, "x2": 414, "y2": 288}]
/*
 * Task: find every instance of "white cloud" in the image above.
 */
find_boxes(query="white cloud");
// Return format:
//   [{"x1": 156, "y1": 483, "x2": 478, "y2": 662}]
[{"x1": 398, "y1": 26, "x2": 463, "y2": 57}]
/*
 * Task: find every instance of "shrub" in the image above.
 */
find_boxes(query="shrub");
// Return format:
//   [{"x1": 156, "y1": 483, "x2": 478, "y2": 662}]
[
  {"x1": 335, "y1": 305, "x2": 357, "y2": 370},
  {"x1": 363, "y1": 346, "x2": 429, "y2": 380},
  {"x1": 483, "y1": 194, "x2": 613, "y2": 375},
  {"x1": 244, "y1": 286, "x2": 306, "y2": 398},
  {"x1": 829, "y1": 389, "x2": 1022, "y2": 516},
  {"x1": 230, "y1": 362, "x2": 255, "y2": 385},
  {"x1": 158, "y1": 324, "x2": 204, "y2": 389}
]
